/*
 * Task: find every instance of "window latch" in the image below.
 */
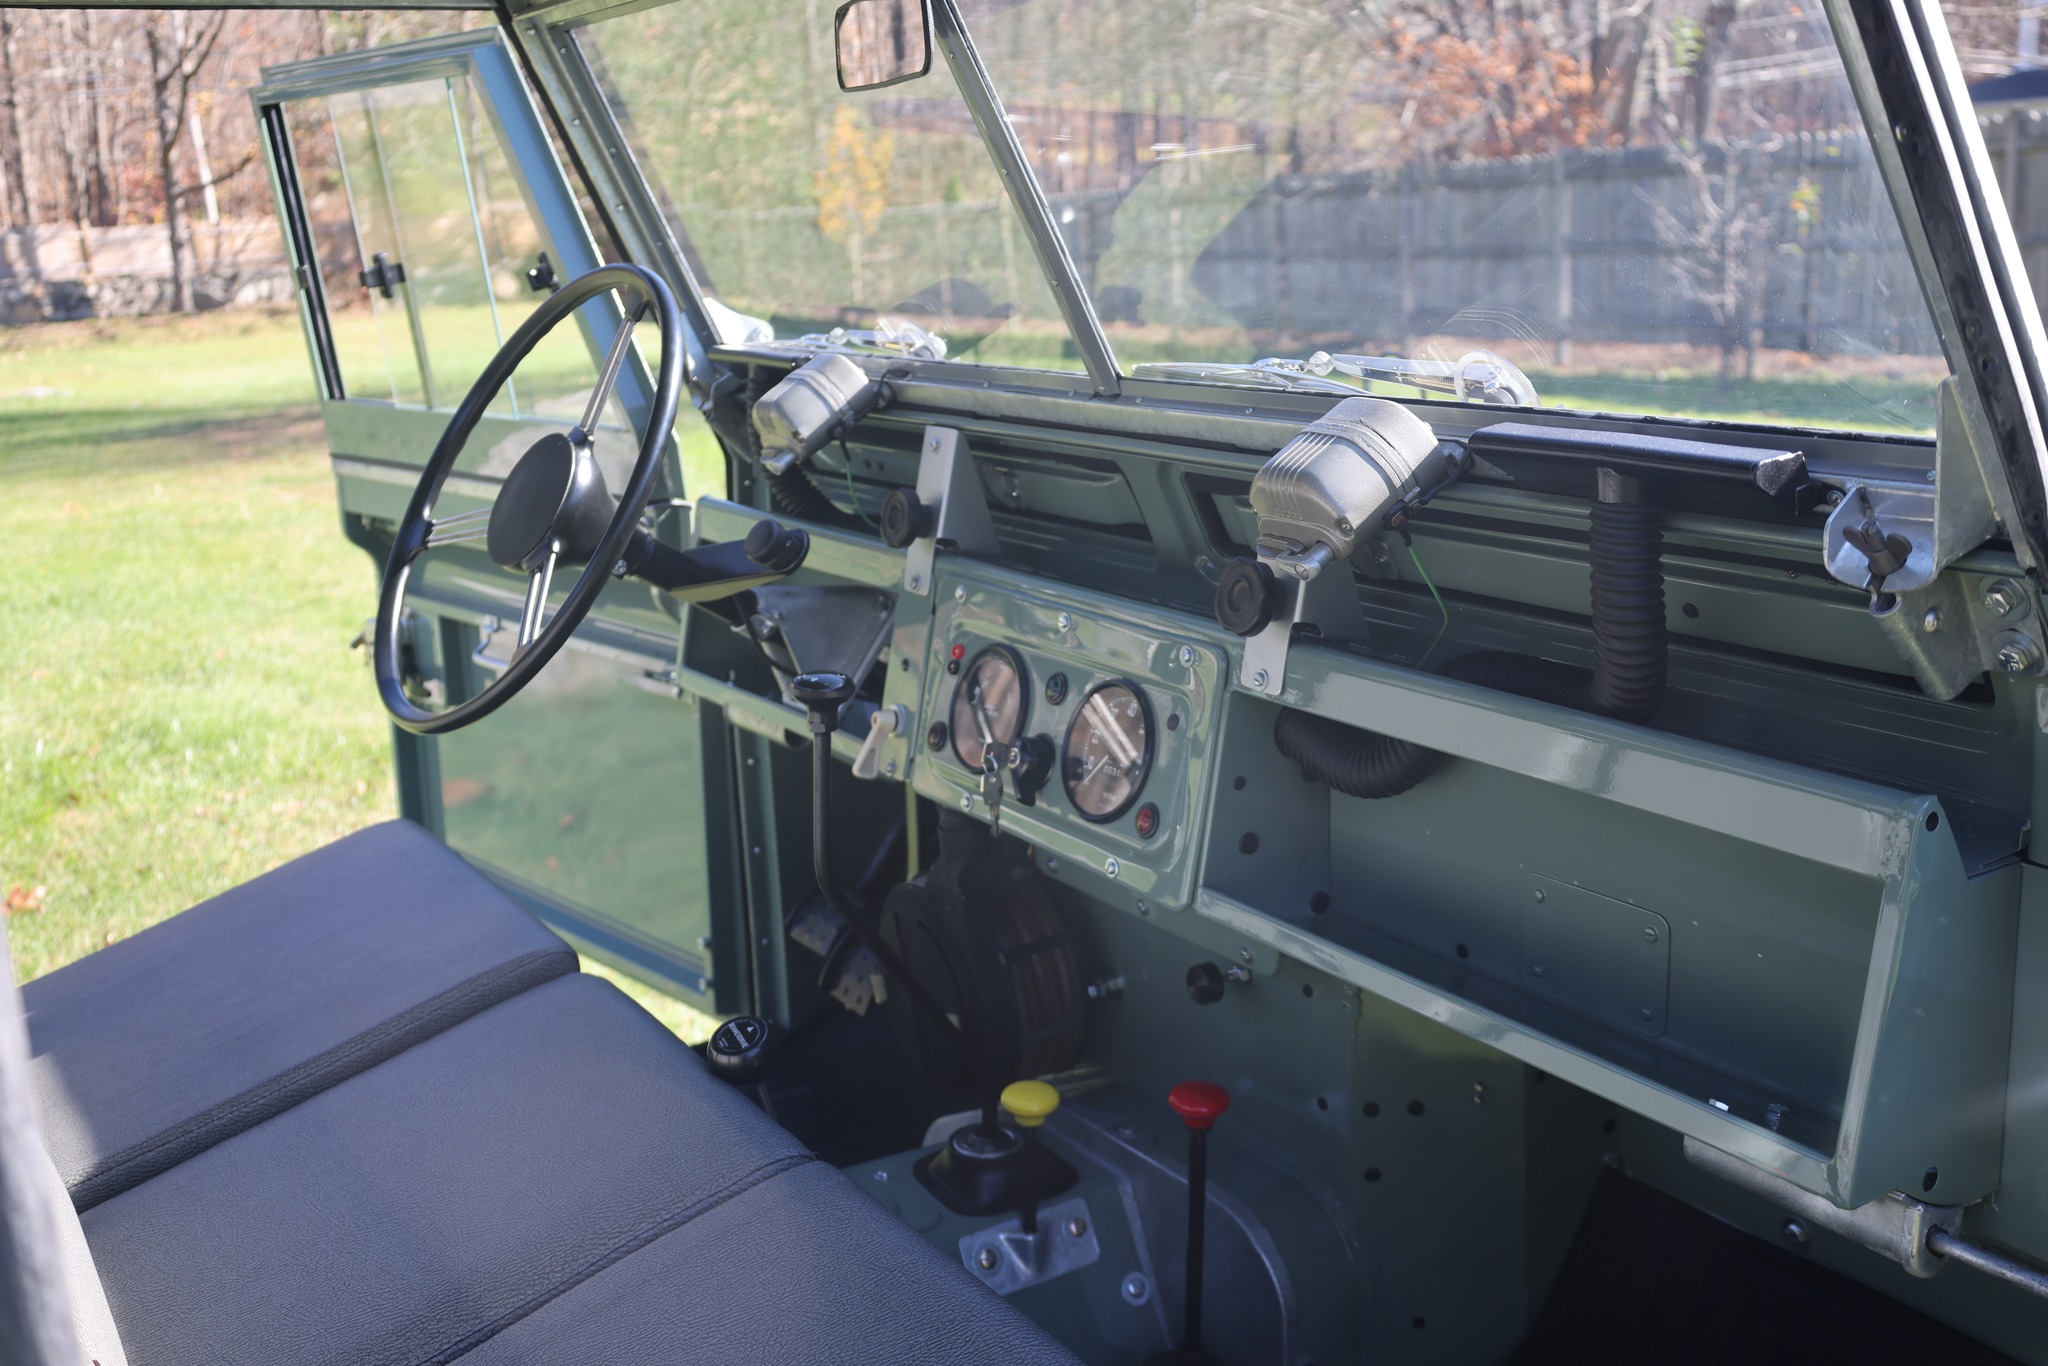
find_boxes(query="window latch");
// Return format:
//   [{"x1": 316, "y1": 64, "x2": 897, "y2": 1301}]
[{"x1": 358, "y1": 251, "x2": 406, "y2": 299}]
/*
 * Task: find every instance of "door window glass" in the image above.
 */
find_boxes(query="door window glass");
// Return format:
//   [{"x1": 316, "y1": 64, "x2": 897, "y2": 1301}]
[
  {"x1": 961, "y1": 0, "x2": 1948, "y2": 436},
  {"x1": 577, "y1": 0, "x2": 1084, "y2": 372},
  {"x1": 284, "y1": 74, "x2": 643, "y2": 483}
]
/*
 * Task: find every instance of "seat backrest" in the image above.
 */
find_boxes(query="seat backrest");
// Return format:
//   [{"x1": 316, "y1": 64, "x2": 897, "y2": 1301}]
[{"x1": 0, "y1": 923, "x2": 124, "y2": 1366}]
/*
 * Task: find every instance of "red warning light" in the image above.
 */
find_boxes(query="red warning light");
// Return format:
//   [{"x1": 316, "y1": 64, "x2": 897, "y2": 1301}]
[{"x1": 950, "y1": 644, "x2": 966, "y2": 661}]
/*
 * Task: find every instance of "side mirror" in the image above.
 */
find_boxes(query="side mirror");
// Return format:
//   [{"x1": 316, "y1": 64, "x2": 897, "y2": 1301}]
[{"x1": 834, "y1": 0, "x2": 932, "y2": 92}]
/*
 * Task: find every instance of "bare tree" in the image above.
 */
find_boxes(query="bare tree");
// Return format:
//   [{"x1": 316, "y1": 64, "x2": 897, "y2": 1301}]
[
  {"x1": 143, "y1": 11, "x2": 228, "y2": 312},
  {"x1": 1642, "y1": 137, "x2": 1787, "y2": 381}
]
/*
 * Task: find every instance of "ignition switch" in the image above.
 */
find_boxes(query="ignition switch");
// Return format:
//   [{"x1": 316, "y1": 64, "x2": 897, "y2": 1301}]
[{"x1": 1003, "y1": 735, "x2": 1056, "y2": 806}]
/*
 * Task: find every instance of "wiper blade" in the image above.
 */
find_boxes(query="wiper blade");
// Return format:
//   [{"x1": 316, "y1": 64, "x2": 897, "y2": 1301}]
[
  {"x1": 784, "y1": 317, "x2": 949, "y2": 361},
  {"x1": 1135, "y1": 349, "x2": 1539, "y2": 407}
]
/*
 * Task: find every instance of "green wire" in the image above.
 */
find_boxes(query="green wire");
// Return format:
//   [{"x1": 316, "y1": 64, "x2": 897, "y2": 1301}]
[
  {"x1": 838, "y1": 437, "x2": 879, "y2": 530},
  {"x1": 1408, "y1": 542, "x2": 1449, "y2": 670}
]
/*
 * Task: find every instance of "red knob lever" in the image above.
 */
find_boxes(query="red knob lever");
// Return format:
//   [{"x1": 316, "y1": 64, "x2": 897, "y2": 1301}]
[{"x1": 1168, "y1": 1080, "x2": 1231, "y2": 1131}]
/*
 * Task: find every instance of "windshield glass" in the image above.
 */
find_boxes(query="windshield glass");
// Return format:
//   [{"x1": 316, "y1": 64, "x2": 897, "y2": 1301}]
[
  {"x1": 578, "y1": 1, "x2": 1083, "y2": 371},
  {"x1": 959, "y1": 0, "x2": 1948, "y2": 435}
]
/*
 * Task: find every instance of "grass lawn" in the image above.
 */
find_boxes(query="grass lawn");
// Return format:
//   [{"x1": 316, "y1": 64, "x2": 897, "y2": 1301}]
[{"x1": 0, "y1": 305, "x2": 709, "y2": 1039}]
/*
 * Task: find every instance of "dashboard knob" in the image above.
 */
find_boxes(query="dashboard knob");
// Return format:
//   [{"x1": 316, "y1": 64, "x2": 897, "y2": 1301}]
[
  {"x1": 879, "y1": 488, "x2": 937, "y2": 548},
  {"x1": 1186, "y1": 962, "x2": 1227, "y2": 1007},
  {"x1": 706, "y1": 1014, "x2": 780, "y2": 1086},
  {"x1": 1214, "y1": 557, "x2": 1279, "y2": 636}
]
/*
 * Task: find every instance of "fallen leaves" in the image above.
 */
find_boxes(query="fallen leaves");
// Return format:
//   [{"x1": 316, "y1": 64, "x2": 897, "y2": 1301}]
[{"x1": 5, "y1": 885, "x2": 47, "y2": 915}]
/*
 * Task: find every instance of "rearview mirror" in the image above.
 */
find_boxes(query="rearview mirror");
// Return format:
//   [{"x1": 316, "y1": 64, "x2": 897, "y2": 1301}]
[{"x1": 834, "y1": 0, "x2": 932, "y2": 92}]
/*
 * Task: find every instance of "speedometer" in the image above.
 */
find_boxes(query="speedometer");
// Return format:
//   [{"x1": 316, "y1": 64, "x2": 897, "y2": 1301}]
[
  {"x1": 950, "y1": 646, "x2": 1027, "y2": 773},
  {"x1": 1061, "y1": 681, "x2": 1152, "y2": 822}
]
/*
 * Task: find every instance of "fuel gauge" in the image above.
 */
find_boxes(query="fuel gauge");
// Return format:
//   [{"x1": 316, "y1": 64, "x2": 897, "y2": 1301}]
[{"x1": 950, "y1": 646, "x2": 1027, "y2": 772}]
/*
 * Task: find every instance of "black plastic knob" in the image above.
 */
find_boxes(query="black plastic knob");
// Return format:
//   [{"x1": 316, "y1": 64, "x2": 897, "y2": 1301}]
[
  {"x1": 745, "y1": 518, "x2": 809, "y2": 573},
  {"x1": 878, "y1": 488, "x2": 937, "y2": 549},
  {"x1": 1214, "y1": 557, "x2": 1279, "y2": 637},
  {"x1": 1186, "y1": 962, "x2": 1227, "y2": 1007},
  {"x1": 706, "y1": 1015, "x2": 780, "y2": 1086},
  {"x1": 790, "y1": 672, "x2": 857, "y2": 735}
]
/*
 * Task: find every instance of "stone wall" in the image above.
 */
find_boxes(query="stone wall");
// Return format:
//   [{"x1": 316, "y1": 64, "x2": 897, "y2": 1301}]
[{"x1": 0, "y1": 220, "x2": 294, "y2": 323}]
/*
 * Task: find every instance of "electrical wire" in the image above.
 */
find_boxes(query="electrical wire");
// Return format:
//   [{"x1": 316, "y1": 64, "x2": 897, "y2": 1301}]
[
  {"x1": 1408, "y1": 542, "x2": 1449, "y2": 669},
  {"x1": 838, "y1": 436, "x2": 879, "y2": 530}
]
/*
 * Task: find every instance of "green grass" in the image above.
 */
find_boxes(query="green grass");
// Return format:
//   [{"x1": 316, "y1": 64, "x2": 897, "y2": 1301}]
[{"x1": 0, "y1": 306, "x2": 712, "y2": 1040}]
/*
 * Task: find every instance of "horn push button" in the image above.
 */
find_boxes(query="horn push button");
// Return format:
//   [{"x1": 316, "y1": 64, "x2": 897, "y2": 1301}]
[{"x1": 487, "y1": 432, "x2": 616, "y2": 572}]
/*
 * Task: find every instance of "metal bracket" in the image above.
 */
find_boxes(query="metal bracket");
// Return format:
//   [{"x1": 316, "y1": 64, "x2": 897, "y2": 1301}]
[
  {"x1": 1823, "y1": 381, "x2": 1999, "y2": 597},
  {"x1": 1866, "y1": 571, "x2": 2046, "y2": 699},
  {"x1": 1684, "y1": 1136, "x2": 1960, "y2": 1278},
  {"x1": 902, "y1": 425, "x2": 998, "y2": 596},
  {"x1": 745, "y1": 586, "x2": 896, "y2": 707},
  {"x1": 958, "y1": 1195, "x2": 1101, "y2": 1295},
  {"x1": 1238, "y1": 558, "x2": 1368, "y2": 696}
]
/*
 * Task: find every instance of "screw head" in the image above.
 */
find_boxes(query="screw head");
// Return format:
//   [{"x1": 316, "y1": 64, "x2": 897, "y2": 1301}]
[
  {"x1": 1823, "y1": 488, "x2": 1845, "y2": 507},
  {"x1": 1178, "y1": 644, "x2": 1196, "y2": 668},
  {"x1": 1780, "y1": 1218, "x2": 1810, "y2": 1251},
  {"x1": 955, "y1": 584, "x2": 967, "y2": 602},
  {"x1": 908, "y1": 574, "x2": 923, "y2": 591},
  {"x1": 1105, "y1": 857, "x2": 1120, "y2": 878},
  {"x1": 1997, "y1": 631, "x2": 2043, "y2": 673},
  {"x1": 612, "y1": 559, "x2": 629, "y2": 577},
  {"x1": 960, "y1": 794, "x2": 974, "y2": 811},
  {"x1": 885, "y1": 759, "x2": 898, "y2": 776},
  {"x1": 1057, "y1": 612, "x2": 1074, "y2": 632},
  {"x1": 1238, "y1": 946, "x2": 1255, "y2": 964},
  {"x1": 976, "y1": 1246, "x2": 1000, "y2": 1272},
  {"x1": 1121, "y1": 1272, "x2": 1152, "y2": 1305},
  {"x1": 1983, "y1": 579, "x2": 2024, "y2": 617},
  {"x1": 1472, "y1": 1083, "x2": 1486, "y2": 1104},
  {"x1": 1922, "y1": 607, "x2": 1943, "y2": 634},
  {"x1": 1534, "y1": 888, "x2": 1546, "y2": 903},
  {"x1": 1135, "y1": 898, "x2": 1150, "y2": 915},
  {"x1": 1251, "y1": 668, "x2": 1270, "y2": 689},
  {"x1": 1066, "y1": 1216, "x2": 1088, "y2": 1238},
  {"x1": 1045, "y1": 856, "x2": 1059, "y2": 873},
  {"x1": 1643, "y1": 926, "x2": 1659, "y2": 943}
]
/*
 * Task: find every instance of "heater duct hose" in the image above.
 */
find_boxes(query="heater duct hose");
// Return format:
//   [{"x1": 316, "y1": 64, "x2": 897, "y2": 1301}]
[{"x1": 1275, "y1": 494, "x2": 1665, "y2": 800}]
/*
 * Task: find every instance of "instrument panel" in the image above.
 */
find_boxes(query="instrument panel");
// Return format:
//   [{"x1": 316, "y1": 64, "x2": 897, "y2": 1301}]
[{"x1": 914, "y1": 571, "x2": 1224, "y2": 910}]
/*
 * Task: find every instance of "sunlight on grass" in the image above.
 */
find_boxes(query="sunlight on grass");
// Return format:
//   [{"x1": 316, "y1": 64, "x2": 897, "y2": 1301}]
[{"x1": 0, "y1": 307, "x2": 719, "y2": 1051}]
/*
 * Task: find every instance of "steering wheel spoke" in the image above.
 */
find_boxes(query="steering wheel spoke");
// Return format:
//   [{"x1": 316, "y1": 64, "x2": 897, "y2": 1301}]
[
  {"x1": 515, "y1": 545, "x2": 560, "y2": 652},
  {"x1": 422, "y1": 505, "x2": 493, "y2": 550},
  {"x1": 570, "y1": 297, "x2": 648, "y2": 446}
]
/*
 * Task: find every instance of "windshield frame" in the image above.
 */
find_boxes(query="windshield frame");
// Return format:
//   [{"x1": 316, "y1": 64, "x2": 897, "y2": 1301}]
[{"x1": 505, "y1": 0, "x2": 2048, "y2": 562}]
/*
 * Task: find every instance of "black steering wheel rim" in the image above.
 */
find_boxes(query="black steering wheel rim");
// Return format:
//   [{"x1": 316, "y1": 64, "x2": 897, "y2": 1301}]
[{"x1": 374, "y1": 262, "x2": 684, "y2": 735}]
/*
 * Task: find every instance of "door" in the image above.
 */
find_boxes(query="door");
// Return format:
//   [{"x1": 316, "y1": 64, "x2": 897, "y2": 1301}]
[{"x1": 254, "y1": 30, "x2": 743, "y2": 1010}]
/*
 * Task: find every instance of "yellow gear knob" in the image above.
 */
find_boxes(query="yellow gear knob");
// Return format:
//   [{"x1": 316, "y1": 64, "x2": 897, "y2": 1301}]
[{"x1": 1000, "y1": 1080, "x2": 1061, "y2": 1128}]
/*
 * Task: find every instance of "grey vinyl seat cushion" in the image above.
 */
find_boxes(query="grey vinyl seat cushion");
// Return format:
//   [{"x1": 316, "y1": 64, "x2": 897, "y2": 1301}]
[
  {"x1": 81, "y1": 972, "x2": 1077, "y2": 1366},
  {"x1": 23, "y1": 820, "x2": 578, "y2": 1209}
]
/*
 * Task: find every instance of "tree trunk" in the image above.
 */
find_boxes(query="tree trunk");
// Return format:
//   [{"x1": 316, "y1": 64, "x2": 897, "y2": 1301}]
[
  {"x1": 144, "y1": 15, "x2": 198, "y2": 314},
  {"x1": 0, "y1": 13, "x2": 35, "y2": 227}
]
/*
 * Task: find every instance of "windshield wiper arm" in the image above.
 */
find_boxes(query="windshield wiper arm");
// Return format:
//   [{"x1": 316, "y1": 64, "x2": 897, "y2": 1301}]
[{"x1": 1135, "y1": 348, "x2": 1538, "y2": 407}]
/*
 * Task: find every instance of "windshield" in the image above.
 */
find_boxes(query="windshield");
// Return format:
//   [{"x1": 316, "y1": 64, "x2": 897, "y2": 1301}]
[
  {"x1": 577, "y1": 0, "x2": 1083, "y2": 371},
  {"x1": 958, "y1": 0, "x2": 1948, "y2": 436}
]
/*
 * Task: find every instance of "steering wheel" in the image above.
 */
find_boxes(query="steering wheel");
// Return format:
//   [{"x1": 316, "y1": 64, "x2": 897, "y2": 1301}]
[{"x1": 374, "y1": 263, "x2": 684, "y2": 734}]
